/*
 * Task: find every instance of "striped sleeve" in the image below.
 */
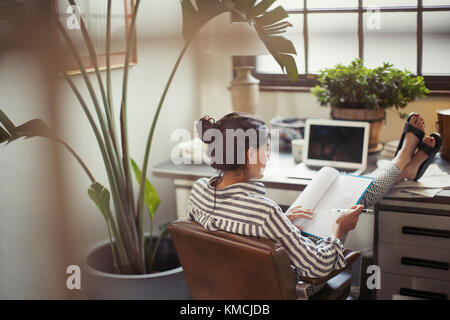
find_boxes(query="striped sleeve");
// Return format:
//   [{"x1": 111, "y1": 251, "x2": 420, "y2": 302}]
[{"x1": 261, "y1": 205, "x2": 347, "y2": 278}]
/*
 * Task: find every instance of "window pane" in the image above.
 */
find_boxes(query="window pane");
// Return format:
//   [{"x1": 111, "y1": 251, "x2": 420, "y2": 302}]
[
  {"x1": 256, "y1": 15, "x2": 305, "y2": 74},
  {"x1": 57, "y1": 0, "x2": 127, "y2": 55},
  {"x1": 423, "y1": 0, "x2": 450, "y2": 5},
  {"x1": 363, "y1": 0, "x2": 417, "y2": 7},
  {"x1": 308, "y1": 13, "x2": 359, "y2": 74},
  {"x1": 307, "y1": 0, "x2": 357, "y2": 9},
  {"x1": 423, "y1": 11, "x2": 450, "y2": 74},
  {"x1": 364, "y1": 12, "x2": 416, "y2": 72},
  {"x1": 276, "y1": 0, "x2": 303, "y2": 10}
]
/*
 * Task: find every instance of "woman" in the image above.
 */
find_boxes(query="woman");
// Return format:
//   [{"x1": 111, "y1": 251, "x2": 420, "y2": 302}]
[{"x1": 186, "y1": 112, "x2": 440, "y2": 297}]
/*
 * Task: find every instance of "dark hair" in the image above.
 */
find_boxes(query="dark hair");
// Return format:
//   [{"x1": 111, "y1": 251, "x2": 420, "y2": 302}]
[
  {"x1": 196, "y1": 112, "x2": 270, "y2": 179},
  {"x1": 195, "y1": 112, "x2": 270, "y2": 216}
]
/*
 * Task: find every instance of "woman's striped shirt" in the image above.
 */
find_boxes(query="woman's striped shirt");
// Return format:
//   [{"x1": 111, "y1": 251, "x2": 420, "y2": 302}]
[{"x1": 186, "y1": 176, "x2": 347, "y2": 279}]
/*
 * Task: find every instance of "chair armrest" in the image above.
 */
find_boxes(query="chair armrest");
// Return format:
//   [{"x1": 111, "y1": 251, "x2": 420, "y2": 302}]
[{"x1": 298, "y1": 250, "x2": 361, "y2": 286}]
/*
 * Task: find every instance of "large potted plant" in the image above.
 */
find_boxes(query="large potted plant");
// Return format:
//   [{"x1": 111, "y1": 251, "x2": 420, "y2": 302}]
[
  {"x1": 0, "y1": 0, "x2": 298, "y2": 299},
  {"x1": 311, "y1": 59, "x2": 429, "y2": 152}
]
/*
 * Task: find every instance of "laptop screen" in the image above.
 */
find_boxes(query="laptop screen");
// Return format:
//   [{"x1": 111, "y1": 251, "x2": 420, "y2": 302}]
[{"x1": 307, "y1": 124, "x2": 365, "y2": 164}]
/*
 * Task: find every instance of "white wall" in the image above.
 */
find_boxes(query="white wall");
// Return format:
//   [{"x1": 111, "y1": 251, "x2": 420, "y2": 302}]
[
  {"x1": 0, "y1": 52, "x2": 68, "y2": 299},
  {"x1": 0, "y1": 2, "x2": 199, "y2": 298}
]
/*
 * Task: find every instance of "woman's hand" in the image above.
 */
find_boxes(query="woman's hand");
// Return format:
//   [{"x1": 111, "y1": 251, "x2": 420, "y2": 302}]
[
  {"x1": 332, "y1": 205, "x2": 363, "y2": 240},
  {"x1": 285, "y1": 205, "x2": 314, "y2": 231}
]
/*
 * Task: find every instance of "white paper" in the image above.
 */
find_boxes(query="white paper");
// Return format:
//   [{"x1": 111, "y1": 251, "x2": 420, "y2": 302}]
[
  {"x1": 288, "y1": 167, "x2": 338, "y2": 214},
  {"x1": 404, "y1": 188, "x2": 442, "y2": 198},
  {"x1": 392, "y1": 174, "x2": 450, "y2": 189},
  {"x1": 387, "y1": 188, "x2": 442, "y2": 198},
  {"x1": 288, "y1": 167, "x2": 373, "y2": 238},
  {"x1": 386, "y1": 190, "x2": 422, "y2": 199}
]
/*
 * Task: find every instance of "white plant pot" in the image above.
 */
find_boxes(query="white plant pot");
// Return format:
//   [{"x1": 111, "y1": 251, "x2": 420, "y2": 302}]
[{"x1": 83, "y1": 237, "x2": 191, "y2": 300}]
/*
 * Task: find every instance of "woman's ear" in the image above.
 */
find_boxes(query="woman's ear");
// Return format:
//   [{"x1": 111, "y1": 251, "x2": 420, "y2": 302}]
[{"x1": 247, "y1": 146, "x2": 258, "y2": 165}]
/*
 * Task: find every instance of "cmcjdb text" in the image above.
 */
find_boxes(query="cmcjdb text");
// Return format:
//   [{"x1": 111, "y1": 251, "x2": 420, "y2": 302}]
[{"x1": 179, "y1": 304, "x2": 270, "y2": 317}]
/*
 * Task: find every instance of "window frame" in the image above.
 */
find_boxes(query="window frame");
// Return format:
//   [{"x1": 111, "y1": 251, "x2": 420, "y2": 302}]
[{"x1": 236, "y1": 1, "x2": 450, "y2": 95}]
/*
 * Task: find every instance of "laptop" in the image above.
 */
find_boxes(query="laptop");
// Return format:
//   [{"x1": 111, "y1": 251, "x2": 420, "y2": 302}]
[{"x1": 289, "y1": 119, "x2": 370, "y2": 179}]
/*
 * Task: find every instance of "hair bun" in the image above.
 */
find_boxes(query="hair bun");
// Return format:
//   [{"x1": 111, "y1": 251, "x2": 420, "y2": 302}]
[{"x1": 196, "y1": 115, "x2": 216, "y2": 144}]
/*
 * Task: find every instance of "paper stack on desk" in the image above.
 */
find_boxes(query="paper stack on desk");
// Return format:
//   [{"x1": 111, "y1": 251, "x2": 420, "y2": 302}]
[{"x1": 386, "y1": 162, "x2": 450, "y2": 198}]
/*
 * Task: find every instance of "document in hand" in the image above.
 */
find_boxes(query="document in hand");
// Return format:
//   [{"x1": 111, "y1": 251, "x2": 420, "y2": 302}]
[{"x1": 288, "y1": 167, "x2": 374, "y2": 238}]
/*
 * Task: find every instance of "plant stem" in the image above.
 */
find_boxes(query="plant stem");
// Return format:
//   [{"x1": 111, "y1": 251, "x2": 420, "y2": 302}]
[
  {"x1": 119, "y1": 0, "x2": 143, "y2": 271},
  {"x1": 106, "y1": 220, "x2": 120, "y2": 274},
  {"x1": 64, "y1": 2, "x2": 128, "y2": 232},
  {"x1": 62, "y1": 72, "x2": 131, "y2": 270},
  {"x1": 56, "y1": 138, "x2": 95, "y2": 183},
  {"x1": 55, "y1": 17, "x2": 141, "y2": 272},
  {"x1": 149, "y1": 231, "x2": 165, "y2": 273},
  {"x1": 106, "y1": 0, "x2": 120, "y2": 159},
  {"x1": 146, "y1": 218, "x2": 153, "y2": 273},
  {"x1": 136, "y1": 41, "x2": 191, "y2": 252},
  {"x1": 67, "y1": 0, "x2": 120, "y2": 161}
]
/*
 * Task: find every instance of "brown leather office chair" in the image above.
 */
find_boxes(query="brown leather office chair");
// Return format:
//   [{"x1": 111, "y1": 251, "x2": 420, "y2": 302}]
[{"x1": 169, "y1": 220, "x2": 362, "y2": 300}]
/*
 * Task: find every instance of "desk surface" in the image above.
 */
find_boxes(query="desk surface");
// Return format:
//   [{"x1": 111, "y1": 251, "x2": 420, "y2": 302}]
[{"x1": 152, "y1": 151, "x2": 450, "y2": 204}]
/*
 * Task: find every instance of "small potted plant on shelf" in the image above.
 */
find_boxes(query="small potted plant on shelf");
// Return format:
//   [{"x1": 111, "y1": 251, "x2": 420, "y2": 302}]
[
  {"x1": 0, "y1": 0, "x2": 299, "y2": 299},
  {"x1": 311, "y1": 58, "x2": 429, "y2": 152}
]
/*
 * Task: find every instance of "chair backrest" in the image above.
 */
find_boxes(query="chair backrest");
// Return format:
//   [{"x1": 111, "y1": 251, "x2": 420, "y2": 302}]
[{"x1": 169, "y1": 220, "x2": 297, "y2": 300}]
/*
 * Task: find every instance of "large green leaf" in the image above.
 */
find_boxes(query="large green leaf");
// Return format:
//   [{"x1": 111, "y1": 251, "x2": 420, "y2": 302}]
[
  {"x1": 264, "y1": 36, "x2": 296, "y2": 55},
  {"x1": 0, "y1": 109, "x2": 54, "y2": 144},
  {"x1": 180, "y1": 0, "x2": 299, "y2": 82},
  {"x1": 250, "y1": 0, "x2": 276, "y2": 17},
  {"x1": 181, "y1": 0, "x2": 229, "y2": 41},
  {"x1": 262, "y1": 21, "x2": 293, "y2": 35},
  {"x1": 131, "y1": 158, "x2": 160, "y2": 218},
  {"x1": 88, "y1": 182, "x2": 112, "y2": 221},
  {"x1": 0, "y1": 126, "x2": 10, "y2": 142},
  {"x1": 0, "y1": 108, "x2": 16, "y2": 135},
  {"x1": 254, "y1": 5, "x2": 287, "y2": 26},
  {"x1": 14, "y1": 119, "x2": 53, "y2": 138},
  {"x1": 88, "y1": 181, "x2": 130, "y2": 273}
]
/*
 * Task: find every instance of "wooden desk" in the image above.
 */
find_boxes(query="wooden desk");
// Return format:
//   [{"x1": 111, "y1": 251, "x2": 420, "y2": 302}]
[{"x1": 373, "y1": 156, "x2": 450, "y2": 300}]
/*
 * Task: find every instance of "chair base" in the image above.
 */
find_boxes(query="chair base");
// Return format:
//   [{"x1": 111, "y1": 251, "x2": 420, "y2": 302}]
[{"x1": 309, "y1": 272, "x2": 352, "y2": 300}]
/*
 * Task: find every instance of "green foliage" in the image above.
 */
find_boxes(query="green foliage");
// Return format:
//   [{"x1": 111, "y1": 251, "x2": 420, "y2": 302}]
[
  {"x1": 0, "y1": 110, "x2": 53, "y2": 144},
  {"x1": 180, "y1": 0, "x2": 298, "y2": 82},
  {"x1": 130, "y1": 158, "x2": 160, "y2": 219},
  {"x1": 311, "y1": 59, "x2": 429, "y2": 111}
]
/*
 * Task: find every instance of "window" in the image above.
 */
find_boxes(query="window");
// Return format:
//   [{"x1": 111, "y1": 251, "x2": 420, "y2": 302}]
[{"x1": 244, "y1": 0, "x2": 450, "y2": 93}]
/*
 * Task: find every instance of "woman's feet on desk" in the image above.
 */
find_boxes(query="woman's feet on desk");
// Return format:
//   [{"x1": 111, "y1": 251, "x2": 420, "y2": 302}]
[
  {"x1": 395, "y1": 112, "x2": 425, "y2": 158},
  {"x1": 393, "y1": 113, "x2": 425, "y2": 171},
  {"x1": 396, "y1": 134, "x2": 441, "y2": 182}
]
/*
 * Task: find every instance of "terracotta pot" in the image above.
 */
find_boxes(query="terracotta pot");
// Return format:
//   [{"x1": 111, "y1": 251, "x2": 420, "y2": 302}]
[{"x1": 331, "y1": 108, "x2": 386, "y2": 153}]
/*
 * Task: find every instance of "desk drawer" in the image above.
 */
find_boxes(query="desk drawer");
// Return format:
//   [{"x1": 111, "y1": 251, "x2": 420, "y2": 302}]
[
  {"x1": 378, "y1": 211, "x2": 450, "y2": 248},
  {"x1": 378, "y1": 273, "x2": 450, "y2": 300},
  {"x1": 378, "y1": 243, "x2": 450, "y2": 281}
]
